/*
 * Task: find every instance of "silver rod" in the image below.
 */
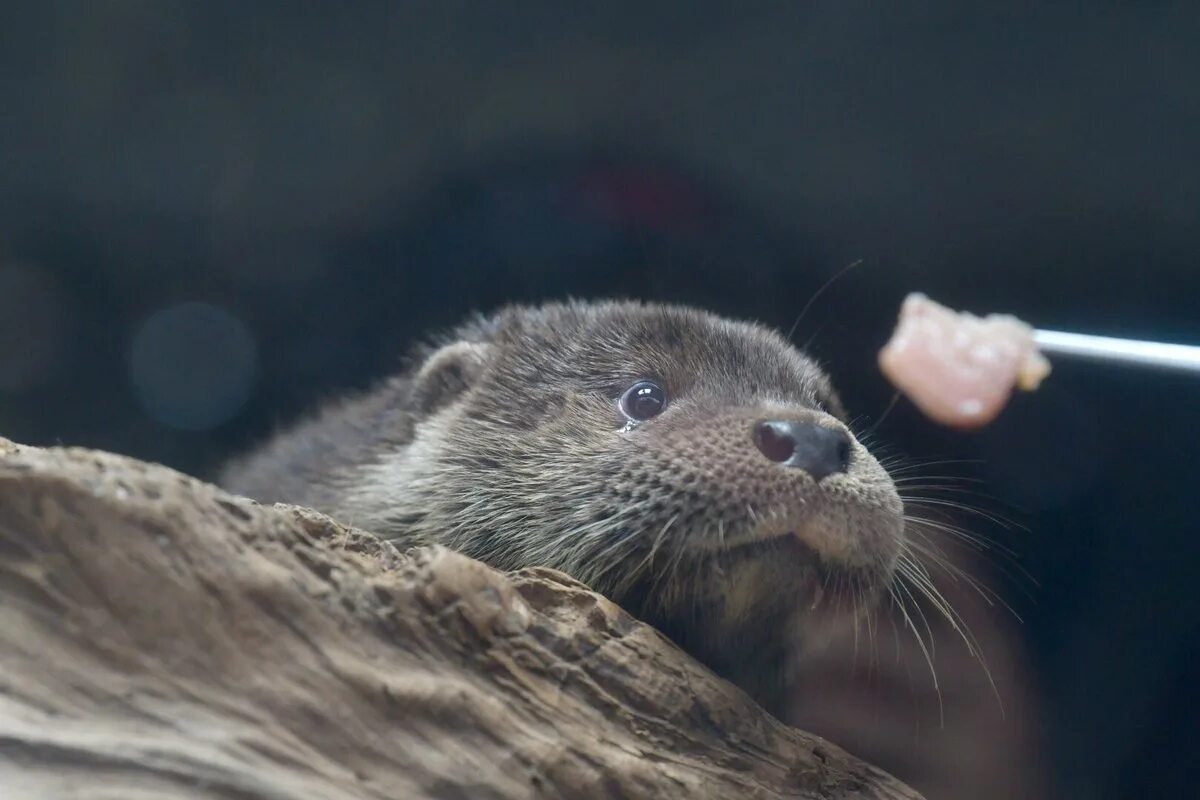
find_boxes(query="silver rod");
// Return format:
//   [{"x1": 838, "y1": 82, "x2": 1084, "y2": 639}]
[{"x1": 1034, "y1": 329, "x2": 1200, "y2": 373}]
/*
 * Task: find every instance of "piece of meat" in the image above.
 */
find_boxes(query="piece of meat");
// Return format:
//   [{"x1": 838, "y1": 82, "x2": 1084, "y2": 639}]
[{"x1": 878, "y1": 293, "x2": 1051, "y2": 429}]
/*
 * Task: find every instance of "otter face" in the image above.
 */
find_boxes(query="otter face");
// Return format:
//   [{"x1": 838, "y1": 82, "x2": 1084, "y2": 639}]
[{"x1": 351, "y1": 300, "x2": 904, "y2": 711}]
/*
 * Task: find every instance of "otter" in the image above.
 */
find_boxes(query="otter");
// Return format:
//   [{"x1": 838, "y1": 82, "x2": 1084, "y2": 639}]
[{"x1": 220, "y1": 300, "x2": 904, "y2": 715}]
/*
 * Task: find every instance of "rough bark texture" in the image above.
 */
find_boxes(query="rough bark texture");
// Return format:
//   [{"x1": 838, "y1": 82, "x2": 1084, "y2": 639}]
[{"x1": 0, "y1": 437, "x2": 920, "y2": 800}]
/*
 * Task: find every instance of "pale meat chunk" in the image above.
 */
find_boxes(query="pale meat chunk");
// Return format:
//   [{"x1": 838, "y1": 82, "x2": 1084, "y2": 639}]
[{"x1": 878, "y1": 293, "x2": 1051, "y2": 429}]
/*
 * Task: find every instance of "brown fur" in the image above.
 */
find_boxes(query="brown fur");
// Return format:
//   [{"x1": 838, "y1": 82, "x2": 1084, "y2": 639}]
[{"x1": 220, "y1": 300, "x2": 904, "y2": 714}]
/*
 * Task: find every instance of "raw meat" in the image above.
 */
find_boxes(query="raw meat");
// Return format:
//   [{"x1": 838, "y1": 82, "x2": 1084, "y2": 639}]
[{"x1": 878, "y1": 293, "x2": 1050, "y2": 429}]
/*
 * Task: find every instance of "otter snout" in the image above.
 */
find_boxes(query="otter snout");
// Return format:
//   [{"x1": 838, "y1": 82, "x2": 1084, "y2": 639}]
[{"x1": 753, "y1": 419, "x2": 852, "y2": 481}]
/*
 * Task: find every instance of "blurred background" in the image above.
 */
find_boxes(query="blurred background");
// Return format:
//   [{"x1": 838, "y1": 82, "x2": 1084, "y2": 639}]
[{"x1": 2, "y1": 3, "x2": 1198, "y2": 798}]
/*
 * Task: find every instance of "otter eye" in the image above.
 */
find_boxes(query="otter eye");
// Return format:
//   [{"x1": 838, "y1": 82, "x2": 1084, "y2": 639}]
[{"x1": 619, "y1": 380, "x2": 667, "y2": 421}]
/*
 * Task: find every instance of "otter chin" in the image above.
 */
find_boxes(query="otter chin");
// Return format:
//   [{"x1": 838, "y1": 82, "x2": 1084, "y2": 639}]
[{"x1": 220, "y1": 299, "x2": 905, "y2": 716}]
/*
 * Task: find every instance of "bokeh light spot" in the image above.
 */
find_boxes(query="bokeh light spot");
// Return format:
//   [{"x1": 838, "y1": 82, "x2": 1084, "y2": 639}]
[{"x1": 129, "y1": 302, "x2": 257, "y2": 431}]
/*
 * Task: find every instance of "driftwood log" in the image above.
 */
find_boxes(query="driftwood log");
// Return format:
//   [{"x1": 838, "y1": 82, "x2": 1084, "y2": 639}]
[{"x1": 0, "y1": 437, "x2": 920, "y2": 799}]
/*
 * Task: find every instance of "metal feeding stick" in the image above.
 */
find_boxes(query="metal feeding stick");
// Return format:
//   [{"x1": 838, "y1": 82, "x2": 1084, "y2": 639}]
[{"x1": 1033, "y1": 330, "x2": 1200, "y2": 374}]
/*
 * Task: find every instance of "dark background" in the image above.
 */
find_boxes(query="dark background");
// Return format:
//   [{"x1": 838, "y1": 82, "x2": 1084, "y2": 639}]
[{"x1": 2, "y1": 4, "x2": 1198, "y2": 798}]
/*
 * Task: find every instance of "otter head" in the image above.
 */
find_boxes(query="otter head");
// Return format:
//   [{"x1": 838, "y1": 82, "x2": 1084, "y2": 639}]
[{"x1": 351, "y1": 300, "x2": 903, "y2": 713}]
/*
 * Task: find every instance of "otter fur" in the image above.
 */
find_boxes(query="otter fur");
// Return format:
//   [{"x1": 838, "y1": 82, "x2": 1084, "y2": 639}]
[{"x1": 220, "y1": 300, "x2": 905, "y2": 714}]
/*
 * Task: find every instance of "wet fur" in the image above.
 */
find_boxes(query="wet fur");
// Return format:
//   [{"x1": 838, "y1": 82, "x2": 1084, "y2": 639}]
[{"x1": 221, "y1": 300, "x2": 905, "y2": 715}]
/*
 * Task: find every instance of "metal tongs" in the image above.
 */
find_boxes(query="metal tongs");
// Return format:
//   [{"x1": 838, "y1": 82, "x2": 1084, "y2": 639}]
[{"x1": 1034, "y1": 330, "x2": 1200, "y2": 373}]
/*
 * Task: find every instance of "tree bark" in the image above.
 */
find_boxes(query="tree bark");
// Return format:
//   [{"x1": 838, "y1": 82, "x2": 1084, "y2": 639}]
[{"x1": 0, "y1": 437, "x2": 920, "y2": 799}]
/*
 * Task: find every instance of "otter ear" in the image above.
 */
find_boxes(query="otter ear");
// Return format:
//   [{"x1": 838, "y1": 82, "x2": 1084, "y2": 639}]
[{"x1": 411, "y1": 341, "x2": 493, "y2": 415}]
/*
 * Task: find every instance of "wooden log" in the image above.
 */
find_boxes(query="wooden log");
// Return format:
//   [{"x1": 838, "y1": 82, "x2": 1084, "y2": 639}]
[{"x1": 0, "y1": 437, "x2": 920, "y2": 799}]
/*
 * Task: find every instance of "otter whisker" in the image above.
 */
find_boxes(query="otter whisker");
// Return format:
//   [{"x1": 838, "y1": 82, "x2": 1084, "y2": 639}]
[
  {"x1": 861, "y1": 573, "x2": 883, "y2": 676},
  {"x1": 894, "y1": 545, "x2": 1006, "y2": 717},
  {"x1": 897, "y1": 486, "x2": 1026, "y2": 530},
  {"x1": 884, "y1": 587, "x2": 908, "y2": 667},
  {"x1": 645, "y1": 513, "x2": 680, "y2": 571},
  {"x1": 642, "y1": 524, "x2": 696, "y2": 616},
  {"x1": 898, "y1": 552, "x2": 976, "y2": 658},
  {"x1": 891, "y1": 474, "x2": 992, "y2": 486},
  {"x1": 902, "y1": 534, "x2": 1026, "y2": 623},
  {"x1": 880, "y1": 458, "x2": 987, "y2": 475},
  {"x1": 902, "y1": 513, "x2": 1011, "y2": 556},
  {"x1": 786, "y1": 258, "x2": 864, "y2": 341},
  {"x1": 892, "y1": 479, "x2": 1004, "y2": 499},
  {"x1": 835, "y1": 570, "x2": 863, "y2": 670},
  {"x1": 888, "y1": 574, "x2": 945, "y2": 727},
  {"x1": 885, "y1": 583, "x2": 936, "y2": 738},
  {"x1": 863, "y1": 390, "x2": 902, "y2": 436},
  {"x1": 900, "y1": 547, "x2": 1005, "y2": 715},
  {"x1": 894, "y1": 556, "x2": 942, "y2": 661},
  {"x1": 606, "y1": 513, "x2": 682, "y2": 598},
  {"x1": 575, "y1": 512, "x2": 646, "y2": 564},
  {"x1": 901, "y1": 496, "x2": 1026, "y2": 532},
  {"x1": 582, "y1": 535, "x2": 644, "y2": 591},
  {"x1": 903, "y1": 514, "x2": 1038, "y2": 594}
]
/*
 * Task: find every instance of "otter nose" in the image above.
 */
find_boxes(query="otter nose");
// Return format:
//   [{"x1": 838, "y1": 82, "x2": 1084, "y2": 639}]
[{"x1": 753, "y1": 420, "x2": 851, "y2": 481}]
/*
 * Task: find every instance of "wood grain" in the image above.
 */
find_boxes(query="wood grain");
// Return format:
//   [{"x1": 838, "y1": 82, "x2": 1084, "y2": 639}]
[{"x1": 0, "y1": 438, "x2": 919, "y2": 799}]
